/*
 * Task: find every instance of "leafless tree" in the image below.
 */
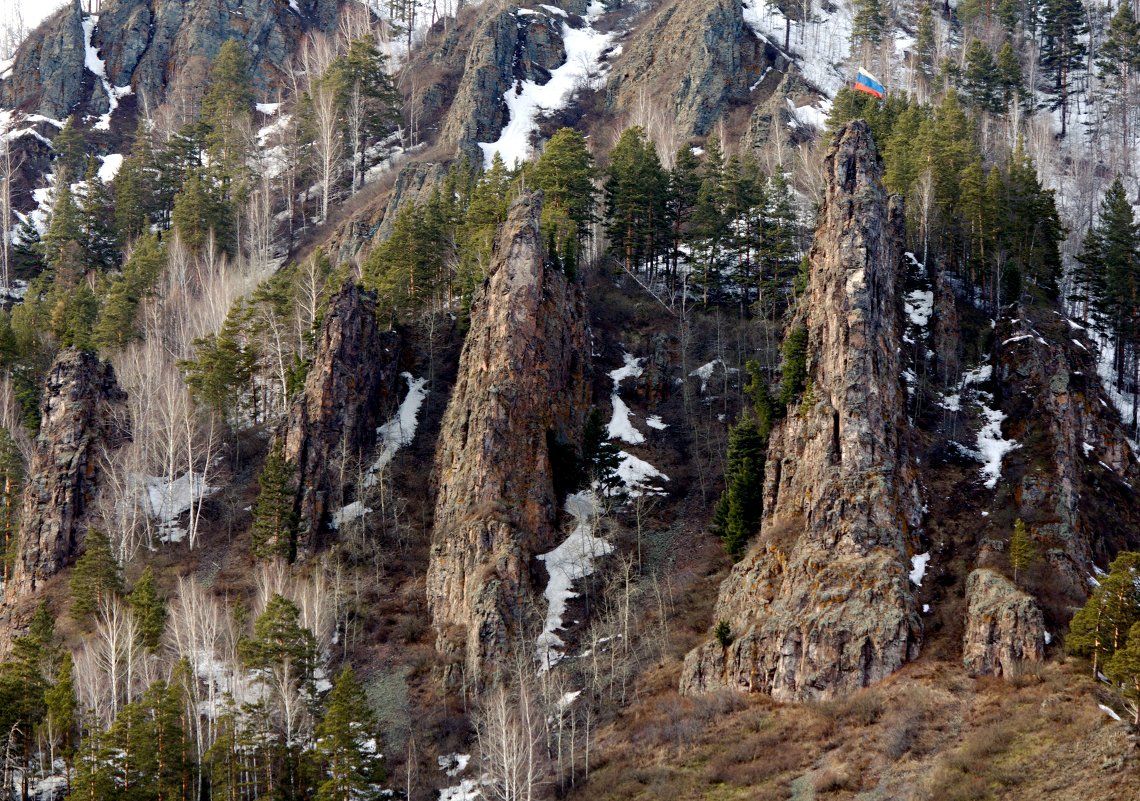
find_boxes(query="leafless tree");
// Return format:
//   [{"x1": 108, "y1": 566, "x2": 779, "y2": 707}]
[{"x1": 476, "y1": 679, "x2": 545, "y2": 801}]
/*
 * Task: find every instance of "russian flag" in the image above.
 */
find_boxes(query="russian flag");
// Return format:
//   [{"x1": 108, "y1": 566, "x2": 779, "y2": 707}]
[{"x1": 853, "y1": 68, "x2": 885, "y2": 99}]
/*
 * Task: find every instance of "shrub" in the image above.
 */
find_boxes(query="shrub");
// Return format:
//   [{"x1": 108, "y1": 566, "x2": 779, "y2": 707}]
[{"x1": 714, "y1": 620, "x2": 732, "y2": 647}]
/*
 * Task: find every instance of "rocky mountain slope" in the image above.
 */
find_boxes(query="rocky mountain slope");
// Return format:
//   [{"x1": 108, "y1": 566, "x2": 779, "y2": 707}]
[{"x1": 2, "y1": 0, "x2": 1140, "y2": 799}]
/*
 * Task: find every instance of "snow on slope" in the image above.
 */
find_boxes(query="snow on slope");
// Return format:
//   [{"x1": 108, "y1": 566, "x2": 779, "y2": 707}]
[
  {"x1": 479, "y1": 2, "x2": 615, "y2": 168},
  {"x1": 81, "y1": 15, "x2": 133, "y2": 131},
  {"x1": 536, "y1": 490, "x2": 614, "y2": 671},
  {"x1": 741, "y1": 0, "x2": 852, "y2": 98}
]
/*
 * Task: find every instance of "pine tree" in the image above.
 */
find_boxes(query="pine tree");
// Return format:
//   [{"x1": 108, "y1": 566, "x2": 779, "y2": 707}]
[
  {"x1": 666, "y1": 144, "x2": 701, "y2": 283},
  {"x1": 1097, "y1": 3, "x2": 1140, "y2": 160},
  {"x1": 239, "y1": 594, "x2": 319, "y2": 700},
  {"x1": 689, "y1": 136, "x2": 729, "y2": 303},
  {"x1": 69, "y1": 529, "x2": 123, "y2": 621},
  {"x1": 604, "y1": 126, "x2": 669, "y2": 276},
  {"x1": 202, "y1": 39, "x2": 254, "y2": 183},
  {"x1": 251, "y1": 442, "x2": 298, "y2": 560},
  {"x1": 41, "y1": 182, "x2": 84, "y2": 273},
  {"x1": 914, "y1": 3, "x2": 937, "y2": 89},
  {"x1": 530, "y1": 128, "x2": 594, "y2": 246},
  {"x1": 1069, "y1": 552, "x2": 1140, "y2": 676},
  {"x1": 961, "y1": 41, "x2": 1003, "y2": 113},
  {"x1": 581, "y1": 407, "x2": 623, "y2": 495},
  {"x1": 1039, "y1": 0, "x2": 1088, "y2": 137},
  {"x1": 52, "y1": 117, "x2": 87, "y2": 183},
  {"x1": 1008, "y1": 518, "x2": 1036, "y2": 584},
  {"x1": 315, "y1": 667, "x2": 386, "y2": 801},
  {"x1": 711, "y1": 420, "x2": 766, "y2": 560},
  {"x1": 1075, "y1": 176, "x2": 1138, "y2": 414},
  {"x1": 129, "y1": 567, "x2": 167, "y2": 651},
  {"x1": 45, "y1": 652, "x2": 77, "y2": 774},
  {"x1": 1106, "y1": 622, "x2": 1140, "y2": 723},
  {"x1": 852, "y1": 0, "x2": 888, "y2": 49},
  {"x1": 181, "y1": 305, "x2": 256, "y2": 425},
  {"x1": 996, "y1": 42, "x2": 1026, "y2": 110},
  {"x1": 94, "y1": 232, "x2": 165, "y2": 351},
  {"x1": 333, "y1": 37, "x2": 401, "y2": 192},
  {"x1": 0, "y1": 426, "x2": 23, "y2": 588},
  {"x1": 779, "y1": 324, "x2": 808, "y2": 407}
]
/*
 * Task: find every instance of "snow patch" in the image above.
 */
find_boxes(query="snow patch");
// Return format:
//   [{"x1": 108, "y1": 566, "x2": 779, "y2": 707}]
[
  {"x1": 140, "y1": 472, "x2": 216, "y2": 543},
  {"x1": 536, "y1": 491, "x2": 614, "y2": 671},
  {"x1": 363, "y1": 373, "x2": 428, "y2": 487},
  {"x1": 1099, "y1": 703, "x2": 1122, "y2": 722},
  {"x1": 909, "y1": 552, "x2": 931, "y2": 586},
  {"x1": 256, "y1": 102, "x2": 281, "y2": 115},
  {"x1": 607, "y1": 353, "x2": 645, "y2": 444},
  {"x1": 645, "y1": 415, "x2": 668, "y2": 430},
  {"x1": 97, "y1": 153, "x2": 123, "y2": 183},
  {"x1": 905, "y1": 289, "x2": 934, "y2": 328},
  {"x1": 478, "y1": 2, "x2": 615, "y2": 167},
  {"x1": 331, "y1": 501, "x2": 372, "y2": 530},
  {"x1": 976, "y1": 404, "x2": 1019, "y2": 489}
]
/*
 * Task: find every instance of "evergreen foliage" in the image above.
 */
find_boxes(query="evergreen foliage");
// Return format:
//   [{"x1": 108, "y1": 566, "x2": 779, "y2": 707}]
[
  {"x1": 69, "y1": 530, "x2": 124, "y2": 621},
  {"x1": 251, "y1": 442, "x2": 298, "y2": 561}
]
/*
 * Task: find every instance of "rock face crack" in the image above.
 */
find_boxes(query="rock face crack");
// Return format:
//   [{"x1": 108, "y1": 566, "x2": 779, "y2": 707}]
[
  {"x1": 426, "y1": 191, "x2": 589, "y2": 687},
  {"x1": 681, "y1": 121, "x2": 922, "y2": 702},
  {"x1": 10, "y1": 349, "x2": 129, "y2": 595}
]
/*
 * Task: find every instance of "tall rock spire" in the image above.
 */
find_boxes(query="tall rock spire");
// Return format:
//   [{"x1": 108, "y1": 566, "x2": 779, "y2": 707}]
[
  {"x1": 681, "y1": 120, "x2": 923, "y2": 701},
  {"x1": 426, "y1": 190, "x2": 590, "y2": 687}
]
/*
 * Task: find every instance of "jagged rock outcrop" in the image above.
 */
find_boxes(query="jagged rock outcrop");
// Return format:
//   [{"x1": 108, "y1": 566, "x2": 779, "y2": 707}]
[
  {"x1": 681, "y1": 121, "x2": 922, "y2": 702},
  {"x1": 1, "y1": 0, "x2": 338, "y2": 120},
  {"x1": 279, "y1": 283, "x2": 401, "y2": 557},
  {"x1": 440, "y1": 6, "x2": 568, "y2": 162},
  {"x1": 426, "y1": 190, "x2": 589, "y2": 685},
  {"x1": 607, "y1": 0, "x2": 764, "y2": 137},
  {"x1": 10, "y1": 349, "x2": 129, "y2": 594},
  {"x1": 991, "y1": 311, "x2": 1140, "y2": 599},
  {"x1": 962, "y1": 568, "x2": 1046, "y2": 677},
  {"x1": 746, "y1": 68, "x2": 817, "y2": 151}
]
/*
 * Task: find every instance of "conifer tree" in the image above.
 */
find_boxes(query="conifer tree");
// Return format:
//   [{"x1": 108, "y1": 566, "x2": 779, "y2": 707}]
[
  {"x1": 52, "y1": 117, "x2": 87, "y2": 183},
  {"x1": 604, "y1": 126, "x2": 668, "y2": 275},
  {"x1": 581, "y1": 407, "x2": 623, "y2": 496},
  {"x1": 1069, "y1": 552, "x2": 1140, "y2": 676},
  {"x1": 961, "y1": 41, "x2": 1003, "y2": 113},
  {"x1": 182, "y1": 305, "x2": 256, "y2": 425},
  {"x1": 1039, "y1": 0, "x2": 1088, "y2": 137},
  {"x1": 70, "y1": 529, "x2": 124, "y2": 621},
  {"x1": 333, "y1": 37, "x2": 400, "y2": 192},
  {"x1": 1106, "y1": 622, "x2": 1140, "y2": 723},
  {"x1": 1097, "y1": 3, "x2": 1140, "y2": 160},
  {"x1": 45, "y1": 652, "x2": 77, "y2": 775},
  {"x1": 251, "y1": 442, "x2": 298, "y2": 560},
  {"x1": 666, "y1": 144, "x2": 701, "y2": 281},
  {"x1": 852, "y1": 0, "x2": 888, "y2": 50},
  {"x1": 129, "y1": 566, "x2": 167, "y2": 651},
  {"x1": 530, "y1": 127, "x2": 594, "y2": 246},
  {"x1": 202, "y1": 39, "x2": 254, "y2": 183},
  {"x1": 0, "y1": 426, "x2": 23, "y2": 588},
  {"x1": 1009, "y1": 518, "x2": 1036, "y2": 584},
  {"x1": 996, "y1": 42, "x2": 1026, "y2": 110},
  {"x1": 315, "y1": 666, "x2": 386, "y2": 801},
  {"x1": 711, "y1": 420, "x2": 766, "y2": 560}
]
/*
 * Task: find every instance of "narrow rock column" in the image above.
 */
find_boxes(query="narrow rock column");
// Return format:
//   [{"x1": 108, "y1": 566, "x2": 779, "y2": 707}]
[
  {"x1": 681, "y1": 121, "x2": 922, "y2": 702},
  {"x1": 426, "y1": 191, "x2": 589, "y2": 687}
]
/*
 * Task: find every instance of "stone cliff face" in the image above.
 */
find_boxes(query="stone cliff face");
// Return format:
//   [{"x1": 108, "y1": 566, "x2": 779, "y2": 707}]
[
  {"x1": 426, "y1": 190, "x2": 589, "y2": 686},
  {"x1": 440, "y1": 6, "x2": 569, "y2": 162},
  {"x1": 1, "y1": 0, "x2": 338, "y2": 120},
  {"x1": 9, "y1": 349, "x2": 129, "y2": 595},
  {"x1": 681, "y1": 121, "x2": 922, "y2": 702},
  {"x1": 607, "y1": 0, "x2": 764, "y2": 137},
  {"x1": 989, "y1": 312, "x2": 1140, "y2": 602},
  {"x1": 279, "y1": 282, "x2": 401, "y2": 558},
  {"x1": 962, "y1": 568, "x2": 1046, "y2": 677}
]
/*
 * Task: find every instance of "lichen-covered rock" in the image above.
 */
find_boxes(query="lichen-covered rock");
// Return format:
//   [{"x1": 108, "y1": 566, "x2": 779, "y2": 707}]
[
  {"x1": 279, "y1": 282, "x2": 401, "y2": 558},
  {"x1": 607, "y1": 0, "x2": 763, "y2": 137},
  {"x1": 681, "y1": 121, "x2": 922, "y2": 702},
  {"x1": 992, "y1": 312, "x2": 1140, "y2": 599},
  {"x1": 962, "y1": 568, "x2": 1045, "y2": 678},
  {"x1": 426, "y1": 190, "x2": 590, "y2": 686},
  {"x1": 1, "y1": 0, "x2": 337, "y2": 121},
  {"x1": 10, "y1": 349, "x2": 129, "y2": 594},
  {"x1": 440, "y1": 7, "x2": 568, "y2": 162}
]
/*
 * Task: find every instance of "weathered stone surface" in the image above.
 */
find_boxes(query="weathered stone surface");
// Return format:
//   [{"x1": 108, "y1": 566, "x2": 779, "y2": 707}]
[
  {"x1": 993, "y1": 312, "x2": 1140, "y2": 597},
  {"x1": 279, "y1": 282, "x2": 401, "y2": 557},
  {"x1": 962, "y1": 568, "x2": 1045, "y2": 678},
  {"x1": 426, "y1": 190, "x2": 590, "y2": 686},
  {"x1": 440, "y1": 7, "x2": 568, "y2": 162},
  {"x1": 10, "y1": 349, "x2": 129, "y2": 594},
  {"x1": 681, "y1": 121, "x2": 922, "y2": 702},
  {"x1": 1, "y1": 0, "x2": 337, "y2": 120},
  {"x1": 606, "y1": 0, "x2": 763, "y2": 137}
]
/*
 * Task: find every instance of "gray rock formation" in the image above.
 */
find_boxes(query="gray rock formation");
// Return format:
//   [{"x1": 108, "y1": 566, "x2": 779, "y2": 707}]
[
  {"x1": 962, "y1": 568, "x2": 1046, "y2": 678},
  {"x1": 992, "y1": 312, "x2": 1140, "y2": 599},
  {"x1": 279, "y1": 282, "x2": 401, "y2": 558},
  {"x1": 1, "y1": 0, "x2": 337, "y2": 120},
  {"x1": 606, "y1": 0, "x2": 764, "y2": 137},
  {"x1": 10, "y1": 349, "x2": 129, "y2": 594},
  {"x1": 681, "y1": 121, "x2": 922, "y2": 702},
  {"x1": 426, "y1": 190, "x2": 590, "y2": 686},
  {"x1": 440, "y1": 6, "x2": 568, "y2": 162}
]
